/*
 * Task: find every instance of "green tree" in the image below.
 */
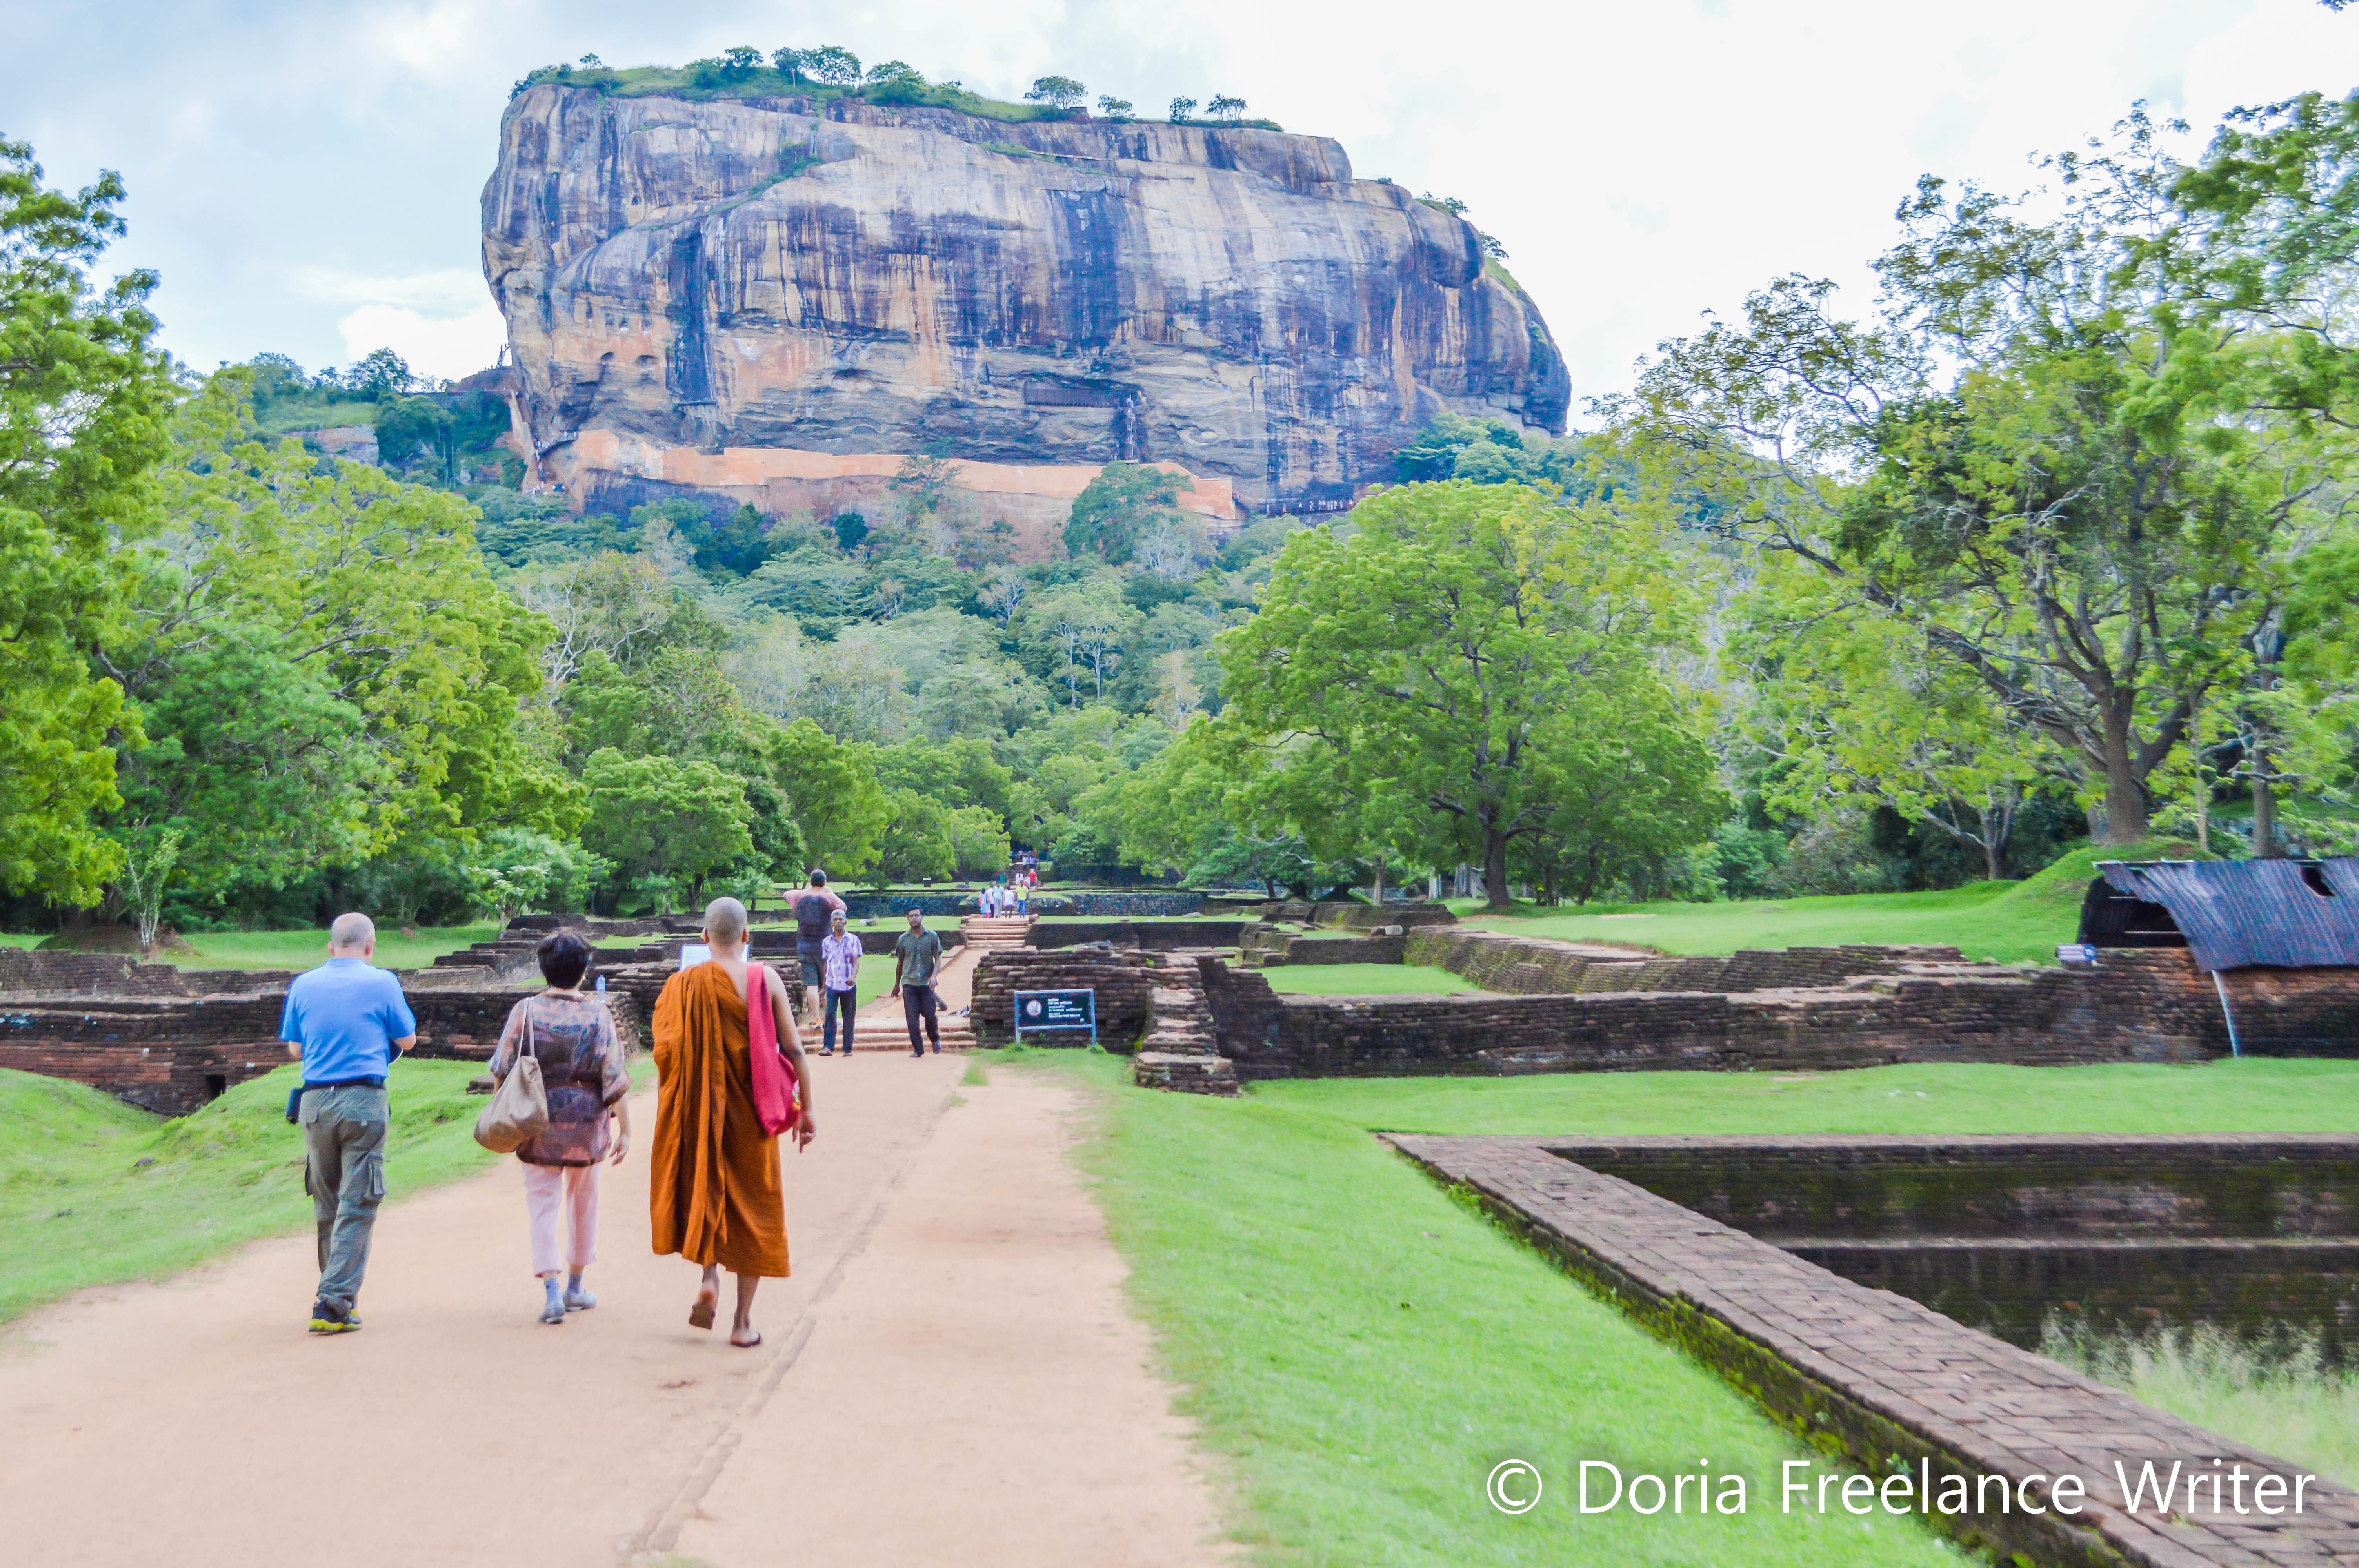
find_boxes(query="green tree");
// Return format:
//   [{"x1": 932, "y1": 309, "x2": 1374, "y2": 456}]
[
  {"x1": 1097, "y1": 97, "x2": 1134, "y2": 122},
  {"x1": 1025, "y1": 76, "x2": 1087, "y2": 112},
  {"x1": 1218, "y1": 481, "x2": 1702, "y2": 908},
  {"x1": 108, "y1": 371, "x2": 568, "y2": 889},
  {"x1": 870, "y1": 786, "x2": 957, "y2": 884},
  {"x1": 771, "y1": 718, "x2": 890, "y2": 876},
  {"x1": 1168, "y1": 96, "x2": 1198, "y2": 123},
  {"x1": 1605, "y1": 114, "x2": 2356, "y2": 844},
  {"x1": 580, "y1": 749, "x2": 752, "y2": 902},
  {"x1": 1064, "y1": 462, "x2": 1192, "y2": 563},
  {"x1": 0, "y1": 137, "x2": 171, "y2": 904},
  {"x1": 803, "y1": 45, "x2": 861, "y2": 85}
]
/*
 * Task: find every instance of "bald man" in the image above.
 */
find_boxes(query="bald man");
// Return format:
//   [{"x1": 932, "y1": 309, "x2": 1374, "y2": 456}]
[{"x1": 279, "y1": 913, "x2": 417, "y2": 1335}]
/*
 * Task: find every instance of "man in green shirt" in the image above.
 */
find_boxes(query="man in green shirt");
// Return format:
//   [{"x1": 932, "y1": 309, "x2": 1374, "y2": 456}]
[{"x1": 890, "y1": 908, "x2": 945, "y2": 1057}]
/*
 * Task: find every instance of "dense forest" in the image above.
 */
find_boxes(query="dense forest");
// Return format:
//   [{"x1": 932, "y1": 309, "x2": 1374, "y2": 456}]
[{"x1": 8, "y1": 89, "x2": 2359, "y2": 936}]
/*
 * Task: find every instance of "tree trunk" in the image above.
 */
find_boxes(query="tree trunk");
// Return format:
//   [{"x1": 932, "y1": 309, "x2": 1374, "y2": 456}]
[
  {"x1": 2252, "y1": 747, "x2": 2281, "y2": 858},
  {"x1": 1482, "y1": 829, "x2": 1512, "y2": 910},
  {"x1": 2099, "y1": 707, "x2": 2150, "y2": 844},
  {"x1": 1370, "y1": 857, "x2": 1385, "y2": 906},
  {"x1": 1983, "y1": 835, "x2": 2004, "y2": 883}
]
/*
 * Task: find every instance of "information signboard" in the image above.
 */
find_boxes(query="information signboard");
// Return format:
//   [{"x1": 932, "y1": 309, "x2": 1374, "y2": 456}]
[{"x1": 1013, "y1": 988, "x2": 1097, "y2": 1044}]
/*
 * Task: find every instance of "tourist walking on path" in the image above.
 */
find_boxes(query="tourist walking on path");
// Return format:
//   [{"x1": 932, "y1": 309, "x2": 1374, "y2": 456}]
[
  {"x1": 891, "y1": 908, "x2": 945, "y2": 1057},
  {"x1": 280, "y1": 912, "x2": 416, "y2": 1335},
  {"x1": 487, "y1": 931, "x2": 632, "y2": 1325},
  {"x1": 791, "y1": 871, "x2": 846, "y2": 1035},
  {"x1": 818, "y1": 910, "x2": 862, "y2": 1056},
  {"x1": 650, "y1": 897, "x2": 816, "y2": 1348}
]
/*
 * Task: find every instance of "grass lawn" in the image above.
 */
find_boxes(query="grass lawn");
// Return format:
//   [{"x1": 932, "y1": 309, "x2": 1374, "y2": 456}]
[
  {"x1": 1018, "y1": 1048, "x2": 1964, "y2": 1567},
  {"x1": 0, "y1": 1061, "x2": 503, "y2": 1327},
  {"x1": 1455, "y1": 842, "x2": 2186, "y2": 965},
  {"x1": 1253, "y1": 1058, "x2": 2359, "y2": 1137},
  {"x1": 1260, "y1": 963, "x2": 1488, "y2": 996},
  {"x1": 2047, "y1": 1327, "x2": 2359, "y2": 1490}
]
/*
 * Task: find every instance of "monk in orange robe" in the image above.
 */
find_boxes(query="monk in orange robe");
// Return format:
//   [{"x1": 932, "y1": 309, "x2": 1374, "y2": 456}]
[{"x1": 650, "y1": 896, "x2": 816, "y2": 1347}]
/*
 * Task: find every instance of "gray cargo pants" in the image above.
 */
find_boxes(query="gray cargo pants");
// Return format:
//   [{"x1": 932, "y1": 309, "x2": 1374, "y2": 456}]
[{"x1": 301, "y1": 1085, "x2": 389, "y2": 1312}]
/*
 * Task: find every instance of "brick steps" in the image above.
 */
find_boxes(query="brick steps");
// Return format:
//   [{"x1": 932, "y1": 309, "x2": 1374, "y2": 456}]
[{"x1": 1133, "y1": 952, "x2": 1236, "y2": 1094}]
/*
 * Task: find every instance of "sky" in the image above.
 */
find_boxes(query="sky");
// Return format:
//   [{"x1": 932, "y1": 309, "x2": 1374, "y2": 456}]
[{"x1": 6, "y1": 0, "x2": 2358, "y2": 414}]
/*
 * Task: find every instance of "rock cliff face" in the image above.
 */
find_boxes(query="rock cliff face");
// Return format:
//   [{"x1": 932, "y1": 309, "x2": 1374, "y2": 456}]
[{"x1": 483, "y1": 85, "x2": 1569, "y2": 535}]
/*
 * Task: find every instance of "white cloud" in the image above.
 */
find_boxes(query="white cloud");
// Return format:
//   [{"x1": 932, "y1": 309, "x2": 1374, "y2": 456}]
[
  {"x1": 294, "y1": 264, "x2": 488, "y2": 312},
  {"x1": 337, "y1": 300, "x2": 506, "y2": 381}
]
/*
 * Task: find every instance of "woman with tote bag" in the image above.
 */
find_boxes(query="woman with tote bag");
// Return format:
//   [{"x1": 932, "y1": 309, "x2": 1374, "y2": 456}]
[{"x1": 485, "y1": 931, "x2": 632, "y2": 1325}]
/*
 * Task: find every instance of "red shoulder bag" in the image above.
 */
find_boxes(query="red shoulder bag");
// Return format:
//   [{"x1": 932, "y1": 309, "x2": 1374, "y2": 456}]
[{"x1": 745, "y1": 964, "x2": 801, "y2": 1138}]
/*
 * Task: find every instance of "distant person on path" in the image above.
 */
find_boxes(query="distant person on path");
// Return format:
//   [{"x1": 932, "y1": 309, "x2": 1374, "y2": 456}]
[
  {"x1": 280, "y1": 912, "x2": 416, "y2": 1336},
  {"x1": 791, "y1": 871, "x2": 846, "y2": 1035},
  {"x1": 1015, "y1": 875, "x2": 1029, "y2": 916},
  {"x1": 487, "y1": 931, "x2": 631, "y2": 1325},
  {"x1": 978, "y1": 882, "x2": 998, "y2": 918},
  {"x1": 891, "y1": 907, "x2": 945, "y2": 1057},
  {"x1": 650, "y1": 897, "x2": 815, "y2": 1348},
  {"x1": 818, "y1": 910, "x2": 861, "y2": 1057}
]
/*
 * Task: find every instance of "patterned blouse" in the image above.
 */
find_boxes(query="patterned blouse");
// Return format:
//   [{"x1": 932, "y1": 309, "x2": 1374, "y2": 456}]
[{"x1": 488, "y1": 991, "x2": 630, "y2": 1167}]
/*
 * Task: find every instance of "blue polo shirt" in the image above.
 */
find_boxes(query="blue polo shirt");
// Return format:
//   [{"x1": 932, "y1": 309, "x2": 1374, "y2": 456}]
[{"x1": 280, "y1": 958, "x2": 417, "y2": 1084}]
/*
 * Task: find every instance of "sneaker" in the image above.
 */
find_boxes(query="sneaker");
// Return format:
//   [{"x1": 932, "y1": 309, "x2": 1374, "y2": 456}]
[
  {"x1": 540, "y1": 1296, "x2": 567, "y2": 1325},
  {"x1": 565, "y1": 1285, "x2": 598, "y2": 1311},
  {"x1": 909, "y1": 1048, "x2": 925, "y2": 1058},
  {"x1": 308, "y1": 1299, "x2": 361, "y2": 1334},
  {"x1": 818, "y1": 1048, "x2": 834, "y2": 1057}
]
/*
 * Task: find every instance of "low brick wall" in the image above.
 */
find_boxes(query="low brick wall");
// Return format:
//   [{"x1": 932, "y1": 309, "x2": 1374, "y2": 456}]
[
  {"x1": 1193, "y1": 947, "x2": 2359, "y2": 1080},
  {"x1": 1027, "y1": 920, "x2": 1254, "y2": 951},
  {"x1": 1548, "y1": 1134, "x2": 2359, "y2": 1359},
  {"x1": 1239, "y1": 929, "x2": 1408, "y2": 966},
  {"x1": 1405, "y1": 928, "x2": 1973, "y2": 994},
  {"x1": 1544, "y1": 1134, "x2": 2359, "y2": 1240},
  {"x1": 1258, "y1": 900, "x2": 1456, "y2": 929},
  {"x1": 970, "y1": 948, "x2": 1158, "y2": 1050},
  {"x1": 1065, "y1": 891, "x2": 1207, "y2": 917},
  {"x1": 1395, "y1": 1134, "x2": 2359, "y2": 1568},
  {"x1": 0, "y1": 976, "x2": 640, "y2": 1116}
]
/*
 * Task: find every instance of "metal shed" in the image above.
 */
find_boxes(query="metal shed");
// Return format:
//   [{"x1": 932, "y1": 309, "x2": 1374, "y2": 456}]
[{"x1": 2079, "y1": 860, "x2": 2359, "y2": 972}]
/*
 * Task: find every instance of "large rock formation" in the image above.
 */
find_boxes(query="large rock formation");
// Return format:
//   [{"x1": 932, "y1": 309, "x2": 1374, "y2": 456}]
[{"x1": 483, "y1": 85, "x2": 1569, "y2": 544}]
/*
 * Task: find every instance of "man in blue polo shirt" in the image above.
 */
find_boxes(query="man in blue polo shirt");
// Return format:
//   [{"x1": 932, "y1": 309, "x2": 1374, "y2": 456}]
[{"x1": 280, "y1": 912, "x2": 417, "y2": 1335}]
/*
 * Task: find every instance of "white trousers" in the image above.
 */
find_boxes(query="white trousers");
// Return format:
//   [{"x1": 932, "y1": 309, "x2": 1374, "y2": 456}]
[{"x1": 522, "y1": 1161, "x2": 600, "y2": 1276}]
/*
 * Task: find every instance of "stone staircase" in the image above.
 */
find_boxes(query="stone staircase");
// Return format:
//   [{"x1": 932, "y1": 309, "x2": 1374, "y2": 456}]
[
  {"x1": 959, "y1": 915, "x2": 1034, "y2": 956},
  {"x1": 1132, "y1": 950, "x2": 1238, "y2": 1095}
]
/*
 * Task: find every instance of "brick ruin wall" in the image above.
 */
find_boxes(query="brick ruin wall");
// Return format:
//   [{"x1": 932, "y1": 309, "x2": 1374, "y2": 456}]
[
  {"x1": 1542, "y1": 1134, "x2": 2359, "y2": 1359},
  {"x1": 1396, "y1": 1134, "x2": 2359, "y2": 1567},
  {"x1": 1189, "y1": 947, "x2": 2359, "y2": 1081},
  {"x1": 970, "y1": 948, "x2": 1160, "y2": 1048},
  {"x1": 0, "y1": 956, "x2": 642, "y2": 1117},
  {"x1": 1405, "y1": 928, "x2": 1972, "y2": 994},
  {"x1": 1027, "y1": 920, "x2": 1255, "y2": 952}
]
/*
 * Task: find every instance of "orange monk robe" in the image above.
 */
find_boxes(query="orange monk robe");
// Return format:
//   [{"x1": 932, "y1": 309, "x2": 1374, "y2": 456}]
[{"x1": 649, "y1": 962, "x2": 791, "y2": 1278}]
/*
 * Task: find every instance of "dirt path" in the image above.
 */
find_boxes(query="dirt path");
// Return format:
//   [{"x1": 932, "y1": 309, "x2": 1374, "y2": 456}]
[{"x1": 0, "y1": 1054, "x2": 1230, "y2": 1567}]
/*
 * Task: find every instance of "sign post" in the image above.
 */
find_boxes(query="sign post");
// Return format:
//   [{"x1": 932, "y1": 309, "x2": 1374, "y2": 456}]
[{"x1": 1013, "y1": 988, "x2": 1098, "y2": 1046}]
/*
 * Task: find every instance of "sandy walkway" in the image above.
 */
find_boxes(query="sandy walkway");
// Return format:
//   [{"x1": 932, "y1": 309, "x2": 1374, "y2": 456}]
[{"x1": 0, "y1": 1054, "x2": 1230, "y2": 1567}]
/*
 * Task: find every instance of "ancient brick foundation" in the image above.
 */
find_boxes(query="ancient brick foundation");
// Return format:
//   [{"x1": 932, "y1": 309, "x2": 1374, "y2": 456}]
[
  {"x1": 0, "y1": 962, "x2": 641, "y2": 1116},
  {"x1": 1188, "y1": 947, "x2": 2347, "y2": 1080},
  {"x1": 1027, "y1": 920, "x2": 1254, "y2": 952},
  {"x1": 1542, "y1": 1134, "x2": 2359, "y2": 1359},
  {"x1": 1396, "y1": 1134, "x2": 2359, "y2": 1568},
  {"x1": 970, "y1": 948, "x2": 1159, "y2": 1050}
]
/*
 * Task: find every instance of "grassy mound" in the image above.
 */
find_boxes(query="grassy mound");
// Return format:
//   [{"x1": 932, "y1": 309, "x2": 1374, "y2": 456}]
[
  {"x1": 0, "y1": 1063, "x2": 499, "y2": 1326},
  {"x1": 1467, "y1": 839, "x2": 2201, "y2": 964}
]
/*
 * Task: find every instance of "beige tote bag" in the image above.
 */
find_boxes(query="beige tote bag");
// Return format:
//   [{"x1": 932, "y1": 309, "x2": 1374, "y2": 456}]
[{"x1": 473, "y1": 1005, "x2": 550, "y2": 1154}]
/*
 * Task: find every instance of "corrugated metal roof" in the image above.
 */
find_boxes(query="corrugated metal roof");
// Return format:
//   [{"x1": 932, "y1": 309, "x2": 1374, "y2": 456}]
[{"x1": 2097, "y1": 860, "x2": 2359, "y2": 971}]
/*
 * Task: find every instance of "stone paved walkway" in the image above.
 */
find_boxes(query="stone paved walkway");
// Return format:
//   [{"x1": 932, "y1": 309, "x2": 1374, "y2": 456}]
[{"x1": 1390, "y1": 1134, "x2": 2359, "y2": 1568}]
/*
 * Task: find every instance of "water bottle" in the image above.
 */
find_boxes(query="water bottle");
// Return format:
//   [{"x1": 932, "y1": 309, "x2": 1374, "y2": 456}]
[{"x1": 594, "y1": 974, "x2": 607, "y2": 992}]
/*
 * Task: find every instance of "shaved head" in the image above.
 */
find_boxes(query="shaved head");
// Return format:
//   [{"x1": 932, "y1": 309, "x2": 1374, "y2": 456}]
[
  {"x1": 703, "y1": 896, "x2": 749, "y2": 944},
  {"x1": 328, "y1": 912, "x2": 375, "y2": 952}
]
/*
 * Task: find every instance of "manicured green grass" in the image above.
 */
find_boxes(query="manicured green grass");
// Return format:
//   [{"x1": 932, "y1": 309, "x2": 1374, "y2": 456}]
[
  {"x1": 1458, "y1": 842, "x2": 2192, "y2": 965},
  {"x1": 164, "y1": 922, "x2": 504, "y2": 972},
  {"x1": 1022, "y1": 1049, "x2": 1963, "y2": 1566},
  {"x1": 1253, "y1": 1058, "x2": 2359, "y2": 1137},
  {"x1": 0, "y1": 1062, "x2": 502, "y2": 1326},
  {"x1": 1260, "y1": 963, "x2": 1488, "y2": 996},
  {"x1": 2046, "y1": 1327, "x2": 2359, "y2": 1488}
]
